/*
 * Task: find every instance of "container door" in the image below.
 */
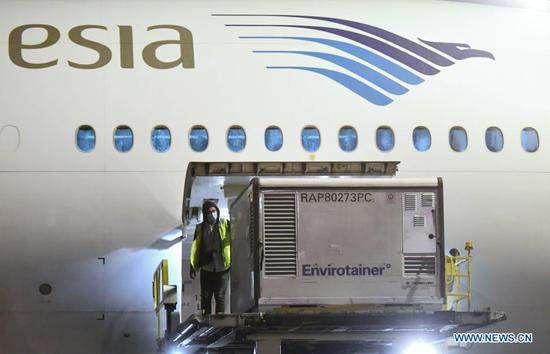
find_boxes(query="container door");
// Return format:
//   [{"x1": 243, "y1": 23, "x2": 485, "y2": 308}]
[
  {"x1": 402, "y1": 192, "x2": 438, "y2": 278},
  {"x1": 229, "y1": 183, "x2": 256, "y2": 313}
]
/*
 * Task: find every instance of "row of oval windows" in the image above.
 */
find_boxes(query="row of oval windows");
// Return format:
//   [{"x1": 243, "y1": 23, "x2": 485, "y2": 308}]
[{"x1": 76, "y1": 125, "x2": 541, "y2": 153}]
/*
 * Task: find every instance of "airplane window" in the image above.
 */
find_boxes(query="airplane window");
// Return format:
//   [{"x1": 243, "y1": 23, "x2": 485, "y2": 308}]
[
  {"x1": 376, "y1": 126, "x2": 394, "y2": 151},
  {"x1": 189, "y1": 126, "x2": 208, "y2": 152},
  {"x1": 339, "y1": 126, "x2": 358, "y2": 152},
  {"x1": 521, "y1": 127, "x2": 539, "y2": 152},
  {"x1": 265, "y1": 126, "x2": 283, "y2": 151},
  {"x1": 485, "y1": 127, "x2": 503, "y2": 152},
  {"x1": 114, "y1": 125, "x2": 133, "y2": 152},
  {"x1": 302, "y1": 126, "x2": 321, "y2": 152},
  {"x1": 413, "y1": 126, "x2": 431, "y2": 152},
  {"x1": 449, "y1": 126, "x2": 467, "y2": 152},
  {"x1": 227, "y1": 126, "x2": 246, "y2": 152},
  {"x1": 151, "y1": 126, "x2": 171, "y2": 152},
  {"x1": 76, "y1": 125, "x2": 95, "y2": 152}
]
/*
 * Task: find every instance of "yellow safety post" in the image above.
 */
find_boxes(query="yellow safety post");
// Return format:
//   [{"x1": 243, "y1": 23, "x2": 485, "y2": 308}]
[
  {"x1": 465, "y1": 241, "x2": 473, "y2": 310},
  {"x1": 445, "y1": 242, "x2": 473, "y2": 311},
  {"x1": 152, "y1": 259, "x2": 169, "y2": 346}
]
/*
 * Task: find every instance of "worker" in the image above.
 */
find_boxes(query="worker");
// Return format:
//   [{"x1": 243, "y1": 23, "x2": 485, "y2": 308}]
[{"x1": 189, "y1": 200, "x2": 231, "y2": 314}]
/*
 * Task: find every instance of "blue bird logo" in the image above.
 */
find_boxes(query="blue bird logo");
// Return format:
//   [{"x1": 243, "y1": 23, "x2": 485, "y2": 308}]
[{"x1": 214, "y1": 14, "x2": 494, "y2": 106}]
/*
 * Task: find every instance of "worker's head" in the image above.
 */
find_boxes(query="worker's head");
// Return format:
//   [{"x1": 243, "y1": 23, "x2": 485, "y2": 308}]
[
  {"x1": 449, "y1": 248, "x2": 461, "y2": 257},
  {"x1": 202, "y1": 200, "x2": 219, "y2": 225}
]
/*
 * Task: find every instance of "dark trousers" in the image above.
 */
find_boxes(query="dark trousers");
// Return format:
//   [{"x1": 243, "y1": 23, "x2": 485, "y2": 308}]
[{"x1": 200, "y1": 269, "x2": 229, "y2": 314}]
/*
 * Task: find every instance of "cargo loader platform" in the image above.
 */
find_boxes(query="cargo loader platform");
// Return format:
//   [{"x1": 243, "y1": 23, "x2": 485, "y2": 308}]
[{"x1": 165, "y1": 309, "x2": 506, "y2": 354}]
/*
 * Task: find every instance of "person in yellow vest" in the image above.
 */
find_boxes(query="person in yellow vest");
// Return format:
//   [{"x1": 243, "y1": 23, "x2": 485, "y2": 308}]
[{"x1": 189, "y1": 200, "x2": 231, "y2": 314}]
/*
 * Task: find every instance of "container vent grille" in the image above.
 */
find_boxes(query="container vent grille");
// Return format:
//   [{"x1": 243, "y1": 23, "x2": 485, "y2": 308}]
[
  {"x1": 249, "y1": 198, "x2": 255, "y2": 255},
  {"x1": 403, "y1": 255, "x2": 436, "y2": 276},
  {"x1": 404, "y1": 193, "x2": 417, "y2": 211},
  {"x1": 421, "y1": 193, "x2": 435, "y2": 208},
  {"x1": 262, "y1": 193, "x2": 297, "y2": 277},
  {"x1": 413, "y1": 215, "x2": 425, "y2": 227}
]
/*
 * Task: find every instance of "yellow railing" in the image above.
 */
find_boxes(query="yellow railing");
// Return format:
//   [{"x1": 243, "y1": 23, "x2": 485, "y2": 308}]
[
  {"x1": 152, "y1": 259, "x2": 169, "y2": 345},
  {"x1": 445, "y1": 242, "x2": 473, "y2": 311}
]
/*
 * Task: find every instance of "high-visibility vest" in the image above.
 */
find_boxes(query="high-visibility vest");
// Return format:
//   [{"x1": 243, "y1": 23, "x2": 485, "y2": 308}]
[{"x1": 190, "y1": 219, "x2": 231, "y2": 271}]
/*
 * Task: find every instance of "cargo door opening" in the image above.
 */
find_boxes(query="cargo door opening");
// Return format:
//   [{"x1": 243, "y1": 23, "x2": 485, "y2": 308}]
[{"x1": 179, "y1": 161, "x2": 400, "y2": 316}]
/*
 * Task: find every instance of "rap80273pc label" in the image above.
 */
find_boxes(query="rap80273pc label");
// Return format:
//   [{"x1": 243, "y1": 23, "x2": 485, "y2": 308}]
[{"x1": 300, "y1": 192, "x2": 374, "y2": 203}]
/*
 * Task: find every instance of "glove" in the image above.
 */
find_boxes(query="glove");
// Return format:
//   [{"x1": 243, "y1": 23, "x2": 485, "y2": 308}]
[{"x1": 189, "y1": 267, "x2": 196, "y2": 280}]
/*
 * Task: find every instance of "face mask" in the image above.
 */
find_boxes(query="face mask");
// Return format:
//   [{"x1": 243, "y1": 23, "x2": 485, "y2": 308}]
[{"x1": 206, "y1": 212, "x2": 217, "y2": 224}]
